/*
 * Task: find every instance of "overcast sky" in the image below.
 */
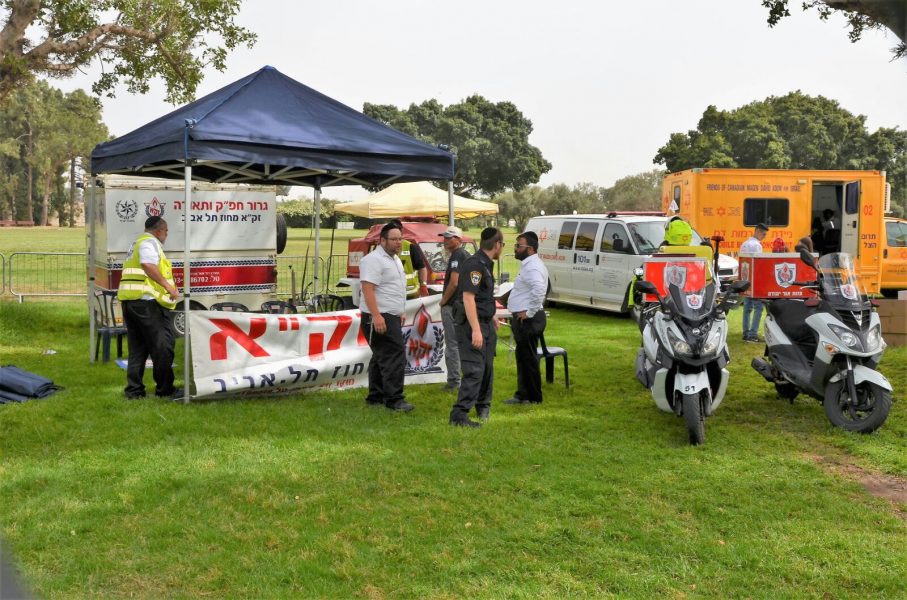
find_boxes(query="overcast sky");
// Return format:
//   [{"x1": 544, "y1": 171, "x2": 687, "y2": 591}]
[{"x1": 56, "y1": 0, "x2": 907, "y2": 200}]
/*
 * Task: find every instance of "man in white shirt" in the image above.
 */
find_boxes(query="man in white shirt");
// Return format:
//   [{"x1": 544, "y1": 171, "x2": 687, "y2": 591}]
[
  {"x1": 359, "y1": 222, "x2": 413, "y2": 412},
  {"x1": 504, "y1": 231, "x2": 550, "y2": 405},
  {"x1": 740, "y1": 222, "x2": 768, "y2": 343}
]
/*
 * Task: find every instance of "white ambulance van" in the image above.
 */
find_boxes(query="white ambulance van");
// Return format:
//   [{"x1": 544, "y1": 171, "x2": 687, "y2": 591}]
[
  {"x1": 524, "y1": 213, "x2": 738, "y2": 313},
  {"x1": 89, "y1": 175, "x2": 286, "y2": 332}
]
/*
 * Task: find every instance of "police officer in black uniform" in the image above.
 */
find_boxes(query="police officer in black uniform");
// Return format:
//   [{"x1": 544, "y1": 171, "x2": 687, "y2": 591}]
[{"x1": 449, "y1": 227, "x2": 504, "y2": 427}]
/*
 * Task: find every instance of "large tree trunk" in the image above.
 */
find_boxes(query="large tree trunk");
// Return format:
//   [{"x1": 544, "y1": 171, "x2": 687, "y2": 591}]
[
  {"x1": 68, "y1": 158, "x2": 76, "y2": 227},
  {"x1": 25, "y1": 123, "x2": 33, "y2": 223},
  {"x1": 40, "y1": 171, "x2": 50, "y2": 226}
]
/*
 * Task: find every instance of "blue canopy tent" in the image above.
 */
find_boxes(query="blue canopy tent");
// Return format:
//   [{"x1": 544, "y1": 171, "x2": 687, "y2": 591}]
[{"x1": 89, "y1": 66, "x2": 456, "y2": 401}]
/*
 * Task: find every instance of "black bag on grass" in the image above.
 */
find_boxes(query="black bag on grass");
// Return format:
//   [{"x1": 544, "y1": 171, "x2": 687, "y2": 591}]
[{"x1": 0, "y1": 365, "x2": 61, "y2": 403}]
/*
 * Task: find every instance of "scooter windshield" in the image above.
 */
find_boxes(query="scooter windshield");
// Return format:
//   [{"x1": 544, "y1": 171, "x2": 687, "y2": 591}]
[
  {"x1": 662, "y1": 259, "x2": 715, "y2": 321},
  {"x1": 816, "y1": 253, "x2": 868, "y2": 310}
]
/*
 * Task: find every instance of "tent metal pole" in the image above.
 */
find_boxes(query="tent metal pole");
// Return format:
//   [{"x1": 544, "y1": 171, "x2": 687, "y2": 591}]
[
  {"x1": 448, "y1": 181, "x2": 455, "y2": 226},
  {"x1": 181, "y1": 161, "x2": 192, "y2": 404},
  {"x1": 88, "y1": 179, "x2": 97, "y2": 362},
  {"x1": 313, "y1": 184, "x2": 321, "y2": 304},
  {"x1": 180, "y1": 119, "x2": 195, "y2": 404}
]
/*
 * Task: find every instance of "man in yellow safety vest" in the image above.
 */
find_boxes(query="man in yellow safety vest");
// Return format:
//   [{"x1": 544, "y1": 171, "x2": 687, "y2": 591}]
[{"x1": 117, "y1": 216, "x2": 181, "y2": 399}]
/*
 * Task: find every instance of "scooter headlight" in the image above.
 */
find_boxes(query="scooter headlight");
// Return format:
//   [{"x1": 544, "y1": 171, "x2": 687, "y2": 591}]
[
  {"x1": 828, "y1": 324, "x2": 863, "y2": 351},
  {"x1": 865, "y1": 325, "x2": 884, "y2": 353},
  {"x1": 667, "y1": 328, "x2": 692, "y2": 356},
  {"x1": 702, "y1": 328, "x2": 722, "y2": 356}
]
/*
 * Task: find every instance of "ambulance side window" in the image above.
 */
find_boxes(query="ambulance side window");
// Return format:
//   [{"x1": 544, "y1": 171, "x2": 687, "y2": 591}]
[
  {"x1": 888, "y1": 222, "x2": 907, "y2": 247},
  {"x1": 575, "y1": 222, "x2": 598, "y2": 251},
  {"x1": 600, "y1": 223, "x2": 631, "y2": 253},
  {"x1": 743, "y1": 198, "x2": 789, "y2": 227},
  {"x1": 558, "y1": 221, "x2": 578, "y2": 249}
]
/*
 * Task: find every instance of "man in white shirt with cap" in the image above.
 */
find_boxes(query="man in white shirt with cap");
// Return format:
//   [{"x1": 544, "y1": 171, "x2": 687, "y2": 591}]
[{"x1": 504, "y1": 231, "x2": 549, "y2": 405}]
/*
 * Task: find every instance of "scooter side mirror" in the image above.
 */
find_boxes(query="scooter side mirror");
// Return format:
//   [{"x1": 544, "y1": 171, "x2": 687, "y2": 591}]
[
  {"x1": 635, "y1": 280, "x2": 658, "y2": 295},
  {"x1": 798, "y1": 246, "x2": 817, "y2": 269},
  {"x1": 727, "y1": 280, "x2": 751, "y2": 294}
]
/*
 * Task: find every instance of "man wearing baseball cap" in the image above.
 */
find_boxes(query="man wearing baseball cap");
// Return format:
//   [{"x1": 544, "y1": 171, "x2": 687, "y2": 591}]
[{"x1": 437, "y1": 226, "x2": 470, "y2": 391}]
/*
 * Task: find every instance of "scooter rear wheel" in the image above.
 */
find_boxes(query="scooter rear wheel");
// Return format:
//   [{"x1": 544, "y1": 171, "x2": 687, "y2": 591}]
[
  {"x1": 682, "y1": 393, "x2": 705, "y2": 445},
  {"x1": 823, "y1": 380, "x2": 891, "y2": 434}
]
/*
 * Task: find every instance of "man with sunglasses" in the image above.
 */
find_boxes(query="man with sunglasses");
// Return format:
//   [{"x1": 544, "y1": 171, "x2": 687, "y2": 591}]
[
  {"x1": 504, "y1": 231, "x2": 549, "y2": 406},
  {"x1": 449, "y1": 227, "x2": 504, "y2": 427}
]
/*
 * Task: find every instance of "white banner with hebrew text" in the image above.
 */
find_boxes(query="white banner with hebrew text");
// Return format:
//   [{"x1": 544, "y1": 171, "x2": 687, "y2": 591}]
[{"x1": 188, "y1": 296, "x2": 447, "y2": 398}]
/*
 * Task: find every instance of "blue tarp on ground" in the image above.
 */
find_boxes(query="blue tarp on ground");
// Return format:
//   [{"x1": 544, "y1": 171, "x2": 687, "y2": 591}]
[{"x1": 90, "y1": 66, "x2": 455, "y2": 186}]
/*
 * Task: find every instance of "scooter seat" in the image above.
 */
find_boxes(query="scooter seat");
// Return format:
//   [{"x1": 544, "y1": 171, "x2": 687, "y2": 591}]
[{"x1": 769, "y1": 299, "x2": 818, "y2": 356}]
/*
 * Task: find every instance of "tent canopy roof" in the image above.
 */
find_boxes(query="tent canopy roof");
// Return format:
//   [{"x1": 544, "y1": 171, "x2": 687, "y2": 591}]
[
  {"x1": 90, "y1": 66, "x2": 454, "y2": 187},
  {"x1": 334, "y1": 181, "x2": 498, "y2": 219}
]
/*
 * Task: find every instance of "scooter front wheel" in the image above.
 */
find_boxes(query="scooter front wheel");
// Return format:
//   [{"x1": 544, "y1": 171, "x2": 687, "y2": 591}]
[
  {"x1": 682, "y1": 393, "x2": 705, "y2": 445},
  {"x1": 823, "y1": 380, "x2": 891, "y2": 434}
]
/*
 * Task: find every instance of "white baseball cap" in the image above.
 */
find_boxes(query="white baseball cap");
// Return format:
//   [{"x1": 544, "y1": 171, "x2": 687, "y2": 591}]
[{"x1": 439, "y1": 226, "x2": 463, "y2": 239}]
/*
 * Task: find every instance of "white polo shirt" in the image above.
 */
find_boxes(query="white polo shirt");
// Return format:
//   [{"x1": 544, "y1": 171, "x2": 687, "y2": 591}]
[
  {"x1": 507, "y1": 253, "x2": 549, "y2": 317},
  {"x1": 740, "y1": 236, "x2": 764, "y2": 255},
  {"x1": 358, "y1": 244, "x2": 406, "y2": 315}
]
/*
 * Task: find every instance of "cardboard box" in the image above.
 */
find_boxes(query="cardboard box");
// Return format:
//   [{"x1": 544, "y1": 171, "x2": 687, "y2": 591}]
[
  {"x1": 880, "y1": 315, "x2": 907, "y2": 336},
  {"x1": 641, "y1": 258, "x2": 708, "y2": 303},
  {"x1": 899, "y1": 290, "x2": 907, "y2": 300},
  {"x1": 875, "y1": 299, "x2": 907, "y2": 318},
  {"x1": 738, "y1": 253, "x2": 817, "y2": 300}
]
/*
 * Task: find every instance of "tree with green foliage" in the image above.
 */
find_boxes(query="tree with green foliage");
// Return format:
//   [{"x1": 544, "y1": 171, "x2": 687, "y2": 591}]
[
  {"x1": 763, "y1": 0, "x2": 906, "y2": 60},
  {"x1": 653, "y1": 92, "x2": 907, "y2": 213},
  {"x1": 364, "y1": 95, "x2": 551, "y2": 197},
  {"x1": 0, "y1": 79, "x2": 107, "y2": 224},
  {"x1": 0, "y1": 0, "x2": 256, "y2": 103},
  {"x1": 604, "y1": 170, "x2": 665, "y2": 212}
]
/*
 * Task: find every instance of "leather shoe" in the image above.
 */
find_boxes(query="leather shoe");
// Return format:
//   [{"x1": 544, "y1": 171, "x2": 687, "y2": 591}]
[
  {"x1": 503, "y1": 397, "x2": 530, "y2": 405},
  {"x1": 125, "y1": 392, "x2": 146, "y2": 400},
  {"x1": 443, "y1": 382, "x2": 459, "y2": 391},
  {"x1": 449, "y1": 417, "x2": 482, "y2": 428},
  {"x1": 387, "y1": 400, "x2": 414, "y2": 412},
  {"x1": 476, "y1": 407, "x2": 490, "y2": 421},
  {"x1": 157, "y1": 387, "x2": 184, "y2": 399}
]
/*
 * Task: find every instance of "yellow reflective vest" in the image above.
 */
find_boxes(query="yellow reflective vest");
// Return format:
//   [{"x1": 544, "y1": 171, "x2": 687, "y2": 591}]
[
  {"x1": 400, "y1": 240, "x2": 420, "y2": 298},
  {"x1": 117, "y1": 233, "x2": 177, "y2": 309}
]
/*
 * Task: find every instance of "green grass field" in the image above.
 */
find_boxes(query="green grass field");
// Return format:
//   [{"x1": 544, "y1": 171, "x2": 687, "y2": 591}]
[{"x1": 0, "y1": 228, "x2": 905, "y2": 598}]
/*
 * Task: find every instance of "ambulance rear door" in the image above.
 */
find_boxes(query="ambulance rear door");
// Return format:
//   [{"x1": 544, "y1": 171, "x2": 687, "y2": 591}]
[{"x1": 842, "y1": 180, "x2": 861, "y2": 257}]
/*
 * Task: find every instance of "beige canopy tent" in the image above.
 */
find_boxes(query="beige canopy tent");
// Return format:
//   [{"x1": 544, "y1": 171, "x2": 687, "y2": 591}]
[{"x1": 334, "y1": 181, "x2": 498, "y2": 219}]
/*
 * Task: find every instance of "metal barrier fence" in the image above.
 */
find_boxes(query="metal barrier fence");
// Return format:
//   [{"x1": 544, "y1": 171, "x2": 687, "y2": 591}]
[
  {"x1": 7, "y1": 252, "x2": 86, "y2": 302},
  {"x1": 0, "y1": 252, "x2": 353, "y2": 303},
  {"x1": 276, "y1": 254, "x2": 350, "y2": 299}
]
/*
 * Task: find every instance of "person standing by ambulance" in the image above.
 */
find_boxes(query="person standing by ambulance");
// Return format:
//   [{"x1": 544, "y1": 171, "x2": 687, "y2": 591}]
[
  {"x1": 118, "y1": 216, "x2": 180, "y2": 399},
  {"x1": 740, "y1": 222, "x2": 769, "y2": 343},
  {"x1": 449, "y1": 227, "x2": 504, "y2": 427}
]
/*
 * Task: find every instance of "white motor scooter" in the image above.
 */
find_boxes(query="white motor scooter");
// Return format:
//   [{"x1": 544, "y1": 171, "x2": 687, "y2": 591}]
[
  {"x1": 752, "y1": 249, "x2": 892, "y2": 433},
  {"x1": 634, "y1": 259, "x2": 750, "y2": 445}
]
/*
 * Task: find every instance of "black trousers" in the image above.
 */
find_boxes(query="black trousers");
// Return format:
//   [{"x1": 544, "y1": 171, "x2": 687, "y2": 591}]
[
  {"x1": 362, "y1": 312, "x2": 405, "y2": 407},
  {"x1": 512, "y1": 311, "x2": 547, "y2": 404},
  {"x1": 122, "y1": 300, "x2": 175, "y2": 397},
  {"x1": 450, "y1": 319, "x2": 496, "y2": 419}
]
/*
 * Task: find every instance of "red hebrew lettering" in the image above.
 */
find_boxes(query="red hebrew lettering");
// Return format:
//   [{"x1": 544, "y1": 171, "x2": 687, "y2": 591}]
[
  {"x1": 209, "y1": 317, "x2": 269, "y2": 360},
  {"x1": 306, "y1": 315, "x2": 353, "y2": 354},
  {"x1": 309, "y1": 333, "x2": 325, "y2": 360}
]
